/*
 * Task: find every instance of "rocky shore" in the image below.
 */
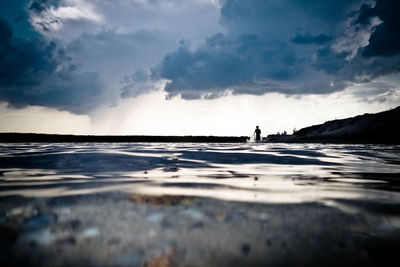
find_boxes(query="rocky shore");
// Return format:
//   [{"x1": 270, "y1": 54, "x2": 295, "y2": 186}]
[{"x1": 266, "y1": 106, "x2": 400, "y2": 144}]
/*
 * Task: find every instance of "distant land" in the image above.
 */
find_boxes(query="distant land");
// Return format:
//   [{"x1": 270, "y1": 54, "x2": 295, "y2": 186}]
[
  {"x1": 267, "y1": 106, "x2": 400, "y2": 144},
  {"x1": 1, "y1": 106, "x2": 399, "y2": 144},
  {"x1": 0, "y1": 133, "x2": 248, "y2": 143}
]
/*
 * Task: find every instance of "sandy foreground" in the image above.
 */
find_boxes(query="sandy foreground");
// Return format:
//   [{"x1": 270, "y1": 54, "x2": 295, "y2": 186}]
[{"x1": 1, "y1": 192, "x2": 400, "y2": 267}]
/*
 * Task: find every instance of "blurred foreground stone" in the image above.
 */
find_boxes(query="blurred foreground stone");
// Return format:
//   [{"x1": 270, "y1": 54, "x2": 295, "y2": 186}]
[{"x1": 0, "y1": 192, "x2": 400, "y2": 267}]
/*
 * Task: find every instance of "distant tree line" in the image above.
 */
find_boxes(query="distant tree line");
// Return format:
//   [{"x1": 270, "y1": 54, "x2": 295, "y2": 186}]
[{"x1": 275, "y1": 128, "x2": 298, "y2": 135}]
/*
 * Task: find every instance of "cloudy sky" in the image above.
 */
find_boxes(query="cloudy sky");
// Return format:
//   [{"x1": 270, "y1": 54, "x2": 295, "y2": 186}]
[{"x1": 1, "y1": 0, "x2": 399, "y2": 136}]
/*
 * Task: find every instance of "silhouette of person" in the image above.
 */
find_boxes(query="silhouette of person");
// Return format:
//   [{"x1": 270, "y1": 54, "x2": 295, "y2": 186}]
[{"x1": 254, "y1": 126, "x2": 261, "y2": 142}]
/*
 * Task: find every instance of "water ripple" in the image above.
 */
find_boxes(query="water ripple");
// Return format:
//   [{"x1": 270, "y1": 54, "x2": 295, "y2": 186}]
[{"x1": 1, "y1": 143, "x2": 400, "y2": 207}]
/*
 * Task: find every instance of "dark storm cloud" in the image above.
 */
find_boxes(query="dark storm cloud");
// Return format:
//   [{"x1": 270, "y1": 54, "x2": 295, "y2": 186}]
[
  {"x1": 291, "y1": 34, "x2": 332, "y2": 45},
  {"x1": 1, "y1": 68, "x2": 108, "y2": 114},
  {"x1": 219, "y1": 0, "x2": 365, "y2": 35},
  {"x1": 314, "y1": 47, "x2": 400, "y2": 82},
  {"x1": 28, "y1": 0, "x2": 49, "y2": 14},
  {"x1": 2, "y1": 0, "x2": 399, "y2": 112},
  {"x1": 0, "y1": 0, "x2": 38, "y2": 38},
  {"x1": 0, "y1": 18, "x2": 59, "y2": 87},
  {"x1": 153, "y1": 0, "x2": 400, "y2": 100},
  {"x1": 314, "y1": 0, "x2": 400, "y2": 81},
  {"x1": 66, "y1": 29, "x2": 174, "y2": 77},
  {"x1": 2, "y1": 0, "x2": 221, "y2": 112},
  {"x1": 355, "y1": 0, "x2": 400, "y2": 57},
  {"x1": 152, "y1": 34, "x2": 313, "y2": 98},
  {"x1": 120, "y1": 69, "x2": 159, "y2": 99},
  {"x1": 64, "y1": 28, "x2": 177, "y2": 100},
  {"x1": 0, "y1": 17, "x2": 110, "y2": 113}
]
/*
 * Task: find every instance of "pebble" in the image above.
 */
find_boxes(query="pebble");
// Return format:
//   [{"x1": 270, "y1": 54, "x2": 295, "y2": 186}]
[
  {"x1": 56, "y1": 236, "x2": 76, "y2": 246},
  {"x1": 107, "y1": 237, "x2": 121, "y2": 246},
  {"x1": 24, "y1": 213, "x2": 57, "y2": 229},
  {"x1": 248, "y1": 212, "x2": 269, "y2": 220},
  {"x1": 81, "y1": 227, "x2": 100, "y2": 238},
  {"x1": 214, "y1": 213, "x2": 226, "y2": 222},
  {"x1": 229, "y1": 211, "x2": 247, "y2": 222},
  {"x1": 148, "y1": 229, "x2": 157, "y2": 238},
  {"x1": 59, "y1": 207, "x2": 71, "y2": 215},
  {"x1": 19, "y1": 229, "x2": 56, "y2": 246},
  {"x1": 70, "y1": 220, "x2": 81, "y2": 230},
  {"x1": 190, "y1": 222, "x2": 204, "y2": 230},
  {"x1": 182, "y1": 209, "x2": 204, "y2": 220},
  {"x1": 6, "y1": 207, "x2": 38, "y2": 221},
  {"x1": 7, "y1": 207, "x2": 24, "y2": 217},
  {"x1": 241, "y1": 243, "x2": 251, "y2": 256},
  {"x1": 161, "y1": 218, "x2": 172, "y2": 228},
  {"x1": 147, "y1": 213, "x2": 164, "y2": 223},
  {"x1": 115, "y1": 251, "x2": 143, "y2": 267},
  {"x1": 145, "y1": 255, "x2": 170, "y2": 267}
]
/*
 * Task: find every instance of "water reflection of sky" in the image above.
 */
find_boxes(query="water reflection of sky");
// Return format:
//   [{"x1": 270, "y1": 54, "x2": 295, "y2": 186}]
[{"x1": 0, "y1": 143, "x2": 400, "y2": 205}]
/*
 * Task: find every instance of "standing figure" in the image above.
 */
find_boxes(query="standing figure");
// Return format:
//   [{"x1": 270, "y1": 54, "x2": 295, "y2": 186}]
[{"x1": 254, "y1": 126, "x2": 261, "y2": 143}]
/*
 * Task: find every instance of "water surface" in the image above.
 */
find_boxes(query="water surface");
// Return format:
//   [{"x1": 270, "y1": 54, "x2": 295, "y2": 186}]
[{"x1": 1, "y1": 142, "x2": 400, "y2": 211}]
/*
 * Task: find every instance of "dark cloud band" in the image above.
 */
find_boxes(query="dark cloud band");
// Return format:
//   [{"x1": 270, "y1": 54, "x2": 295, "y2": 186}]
[
  {"x1": 0, "y1": 17, "x2": 110, "y2": 113},
  {"x1": 153, "y1": 0, "x2": 400, "y2": 100}
]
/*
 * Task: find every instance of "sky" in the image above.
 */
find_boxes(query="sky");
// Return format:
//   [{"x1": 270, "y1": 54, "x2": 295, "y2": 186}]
[{"x1": 0, "y1": 0, "x2": 399, "y2": 136}]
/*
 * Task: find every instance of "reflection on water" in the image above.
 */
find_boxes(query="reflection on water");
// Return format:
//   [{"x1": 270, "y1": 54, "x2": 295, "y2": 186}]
[{"x1": 1, "y1": 143, "x2": 400, "y2": 208}]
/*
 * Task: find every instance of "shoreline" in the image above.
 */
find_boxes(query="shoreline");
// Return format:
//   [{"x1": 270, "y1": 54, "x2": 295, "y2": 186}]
[
  {"x1": 1, "y1": 133, "x2": 399, "y2": 144},
  {"x1": 0, "y1": 133, "x2": 248, "y2": 143}
]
